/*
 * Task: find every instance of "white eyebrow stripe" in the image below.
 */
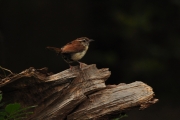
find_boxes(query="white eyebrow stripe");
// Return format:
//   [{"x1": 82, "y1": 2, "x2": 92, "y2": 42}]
[{"x1": 77, "y1": 39, "x2": 85, "y2": 41}]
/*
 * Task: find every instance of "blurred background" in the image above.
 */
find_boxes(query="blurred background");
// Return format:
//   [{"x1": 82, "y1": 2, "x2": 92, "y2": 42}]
[{"x1": 0, "y1": 0, "x2": 180, "y2": 120}]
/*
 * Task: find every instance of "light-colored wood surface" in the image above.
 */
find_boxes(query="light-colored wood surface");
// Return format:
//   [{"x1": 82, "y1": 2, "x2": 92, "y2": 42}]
[{"x1": 0, "y1": 64, "x2": 158, "y2": 120}]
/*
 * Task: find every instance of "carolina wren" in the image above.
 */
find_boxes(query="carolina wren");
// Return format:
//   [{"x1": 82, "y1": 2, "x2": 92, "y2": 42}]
[{"x1": 47, "y1": 37, "x2": 94, "y2": 69}]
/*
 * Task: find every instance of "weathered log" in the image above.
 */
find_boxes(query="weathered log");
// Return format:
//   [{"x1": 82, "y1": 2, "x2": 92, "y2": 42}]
[{"x1": 0, "y1": 64, "x2": 158, "y2": 120}]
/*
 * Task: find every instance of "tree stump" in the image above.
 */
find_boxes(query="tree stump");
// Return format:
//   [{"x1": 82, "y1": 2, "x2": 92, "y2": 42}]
[{"x1": 0, "y1": 64, "x2": 158, "y2": 120}]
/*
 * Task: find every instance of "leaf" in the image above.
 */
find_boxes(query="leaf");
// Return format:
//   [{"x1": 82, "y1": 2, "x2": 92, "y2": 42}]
[
  {"x1": 8, "y1": 111, "x2": 32, "y2": 119},
  {"x1": 6, "y1": 105, "x2": 37, "y2": 119},
  {"x1": 0, "y1": 111, "x2": 7, "y2": 116},
  {"x1": 15, "y1": 105, "x2": 37, "y2": 113},
  {"x1": 5, "y1": 103, "x2": 21, "y2": 115}
]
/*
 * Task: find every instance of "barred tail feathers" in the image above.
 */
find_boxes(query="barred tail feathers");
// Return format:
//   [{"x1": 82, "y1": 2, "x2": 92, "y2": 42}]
[{"x1": 46, "y1": 46, "x2": 61, "y2": 54}]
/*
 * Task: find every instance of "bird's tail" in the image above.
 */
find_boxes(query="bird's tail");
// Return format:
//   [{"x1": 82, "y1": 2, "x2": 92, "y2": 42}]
[{"x1": 46, "y1": 46, "x2": 61, "y2": 54}]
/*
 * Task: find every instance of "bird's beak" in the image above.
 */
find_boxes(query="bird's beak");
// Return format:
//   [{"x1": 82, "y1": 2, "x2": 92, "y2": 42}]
[{"x1": 89, "y1": 39, "x2": 94, "y2": 42}]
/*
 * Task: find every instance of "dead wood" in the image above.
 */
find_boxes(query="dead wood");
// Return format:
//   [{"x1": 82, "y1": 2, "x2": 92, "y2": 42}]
[{"x1": 0, "y1": 64, "x2": 158, "y2": 120}]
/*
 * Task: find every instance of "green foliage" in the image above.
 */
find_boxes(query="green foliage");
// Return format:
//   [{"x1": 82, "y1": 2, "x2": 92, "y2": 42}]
[
  {"x1": 112, "y1": 113, "x2": 128, "y2": 120},
  {"x1": 0, "y1": 93, "x2": 36, "y2": 120}
]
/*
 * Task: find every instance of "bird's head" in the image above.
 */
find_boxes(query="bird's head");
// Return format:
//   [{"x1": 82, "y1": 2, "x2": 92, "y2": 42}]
[{"x1": 76, "y1": 37, "x2": 94, "y2": 46}]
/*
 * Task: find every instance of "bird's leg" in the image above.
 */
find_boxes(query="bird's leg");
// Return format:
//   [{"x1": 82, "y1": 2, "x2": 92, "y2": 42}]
[
  {"x1": 77, "y1": 62, "x2": 86, "y2": 76},
  {"x1": 77, "y1": 61, "x2": 84, "y2": 69},
  {"x1": 68, "y1": 64, "x2": 73, "y2": 71}
]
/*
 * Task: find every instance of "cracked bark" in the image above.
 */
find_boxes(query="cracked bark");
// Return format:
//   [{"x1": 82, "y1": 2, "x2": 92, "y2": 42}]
[{"x1": 0, "y1": 64, "x2": 158, "y2": 120}]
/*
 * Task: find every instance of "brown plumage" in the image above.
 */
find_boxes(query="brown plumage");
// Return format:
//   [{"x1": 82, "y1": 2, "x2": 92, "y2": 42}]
[{"x1": 47, "y1": 37, "x2": 94, "y2": 69}]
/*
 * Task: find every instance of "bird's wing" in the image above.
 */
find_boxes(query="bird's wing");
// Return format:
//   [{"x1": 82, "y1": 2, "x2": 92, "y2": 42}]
[{"x1": 61, "y1": 41, "x2": 84, "y2": 53}]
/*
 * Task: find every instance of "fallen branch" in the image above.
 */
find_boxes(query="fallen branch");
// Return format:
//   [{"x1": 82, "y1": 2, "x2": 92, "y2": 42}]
[{"x1": 0, "y1": 64, "x2": 158, "y2": 120}]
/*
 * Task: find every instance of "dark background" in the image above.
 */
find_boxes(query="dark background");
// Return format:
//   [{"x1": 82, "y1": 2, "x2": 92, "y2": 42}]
[{"x1": 0, "y1": 0, "x2": 180, "y2": 120}]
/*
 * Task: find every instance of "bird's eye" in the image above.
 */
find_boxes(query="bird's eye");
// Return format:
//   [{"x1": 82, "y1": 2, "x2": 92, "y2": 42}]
[{"x1": 82, "y1": 39, "x2": 86, "y2": 42}]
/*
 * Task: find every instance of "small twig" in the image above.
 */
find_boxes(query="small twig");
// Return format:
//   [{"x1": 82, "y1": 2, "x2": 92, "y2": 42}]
[{"x1": 0, "y1": 66, "x2": 14, "y2": 75}]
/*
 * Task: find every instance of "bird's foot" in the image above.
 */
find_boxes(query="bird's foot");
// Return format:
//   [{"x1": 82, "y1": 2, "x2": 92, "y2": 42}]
[
  {"x1": 69, "y1": 64, "x2": 73, "y2": 71},
  {"x1": 78, "y1": 61, "x2": 86, "y2": 69}
]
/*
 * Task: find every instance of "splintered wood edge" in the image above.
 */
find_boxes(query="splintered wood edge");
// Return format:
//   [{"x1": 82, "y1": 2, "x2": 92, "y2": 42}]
[
  {"x1": 0, "y1": 64, "x2": 110, "y2": 87},
  {"x1": 28, "y1": 64, "x2": 110, "y2": 120},
  {"x1": 0, "y1": 67, "x2": 38, "y2": 87},
  {"x1": 67, "y1": 81, "x2": 158, "y2": 120},
  {"x1": 0, "y1": 65, "x2": 158, "y2": 120}
]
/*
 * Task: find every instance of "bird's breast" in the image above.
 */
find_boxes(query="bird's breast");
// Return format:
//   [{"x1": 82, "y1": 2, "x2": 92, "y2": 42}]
[{"x1": 71, "y1": 46, "x2": 88, "y2": 61}]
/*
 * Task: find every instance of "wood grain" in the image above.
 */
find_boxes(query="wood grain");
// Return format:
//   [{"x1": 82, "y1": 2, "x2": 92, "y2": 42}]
[{"x1": 0, "y1": 64, "x2": 158, "y2": 120}]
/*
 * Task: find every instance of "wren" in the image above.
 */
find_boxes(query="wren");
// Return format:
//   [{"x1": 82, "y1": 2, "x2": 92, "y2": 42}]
[{"x1": 47, "y1": 37, "x2": 94, "y2": 69}]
